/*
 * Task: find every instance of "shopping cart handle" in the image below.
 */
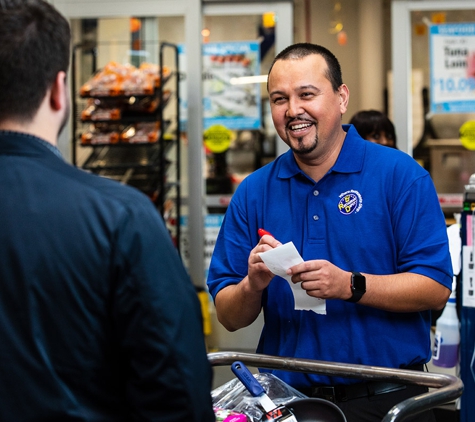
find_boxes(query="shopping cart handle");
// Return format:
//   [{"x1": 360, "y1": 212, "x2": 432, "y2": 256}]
[{"x1": 209, "y1": 351, "x2": 464, "y2": 422}]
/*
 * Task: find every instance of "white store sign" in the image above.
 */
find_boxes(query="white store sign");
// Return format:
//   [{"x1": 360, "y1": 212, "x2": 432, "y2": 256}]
[{"x1": 430, "y1": 22, "x2": 475, "y2": 114}]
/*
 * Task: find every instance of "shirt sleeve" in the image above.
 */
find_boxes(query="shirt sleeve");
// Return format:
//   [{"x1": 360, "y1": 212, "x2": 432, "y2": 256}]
[
  {"x1": 392, "y1": 170, "x2": 453, "y2": 289},
  {"x1": 207, "y1": 178, "x2": 258, "y2": 300}
]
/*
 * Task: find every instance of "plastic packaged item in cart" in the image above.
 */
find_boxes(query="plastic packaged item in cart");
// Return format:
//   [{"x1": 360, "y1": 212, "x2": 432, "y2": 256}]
[
  {"x1": 212, "y1": 373, "x2": 307, "y2": 422},
  {"x1": 214, "y1": 408, "x2": 248, "y2": 421}
]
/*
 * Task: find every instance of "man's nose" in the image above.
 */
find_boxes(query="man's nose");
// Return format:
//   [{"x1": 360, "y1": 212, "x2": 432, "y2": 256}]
[{"x1": 286, "y1": 97, "x2": 303, "y2": 118}]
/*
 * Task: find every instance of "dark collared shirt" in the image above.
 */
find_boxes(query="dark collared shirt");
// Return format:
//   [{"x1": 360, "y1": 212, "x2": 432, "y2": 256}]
[{"x1": 0, "y1": 130, "x2": 214, "y2": 421}]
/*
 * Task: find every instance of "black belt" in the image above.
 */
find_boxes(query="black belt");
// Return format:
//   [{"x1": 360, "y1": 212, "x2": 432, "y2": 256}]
[{"x1": 298, "y1": 364, "x2": 424, "y2": 403}]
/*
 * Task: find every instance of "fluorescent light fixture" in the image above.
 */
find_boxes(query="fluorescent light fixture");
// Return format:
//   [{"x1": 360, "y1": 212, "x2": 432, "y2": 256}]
[{"x1": 230, "y1": 75, "x2": 268, "y2": 85}]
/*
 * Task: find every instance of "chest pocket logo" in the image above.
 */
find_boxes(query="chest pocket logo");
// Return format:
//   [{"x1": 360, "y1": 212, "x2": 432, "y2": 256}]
[{"x1": 338, "y1": 190, "x2": 363, "y2": 215}]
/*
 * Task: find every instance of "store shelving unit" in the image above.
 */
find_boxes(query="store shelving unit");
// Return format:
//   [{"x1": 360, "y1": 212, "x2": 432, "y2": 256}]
[{"x1": 71, "y1": 41, "x2": 181, "y2": 252}]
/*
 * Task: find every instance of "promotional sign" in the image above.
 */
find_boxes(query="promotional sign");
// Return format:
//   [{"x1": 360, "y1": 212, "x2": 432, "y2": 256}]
[
  {"x1": 460, "y1": 120, "x2": 475, "y2": 150},
  {"x1": 203, "y1": 124, "x2": 234, "y2": 153},
  {"x1": 179, "y1": 41, "x2": 261, "y2": 130},
  {"x1": 202, "y1": 41, "x2": 261, "y2": 129},
  {"x1": 430, "y1": 22, "x2": 475, "y2": 113}
]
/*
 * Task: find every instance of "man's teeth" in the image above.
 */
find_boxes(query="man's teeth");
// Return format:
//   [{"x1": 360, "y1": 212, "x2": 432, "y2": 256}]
[{"x1": 290, "y1": 123, "x2": 311, "y2": 130}]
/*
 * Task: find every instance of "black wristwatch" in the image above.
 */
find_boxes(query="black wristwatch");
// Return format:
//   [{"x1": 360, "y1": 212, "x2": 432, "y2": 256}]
[{"x1": 346, "y1": 271, "x2": 366, "y2": 303}]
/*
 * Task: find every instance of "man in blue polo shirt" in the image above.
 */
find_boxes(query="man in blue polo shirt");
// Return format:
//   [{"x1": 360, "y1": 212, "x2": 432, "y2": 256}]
[{"x1": 207, "y1": 43, "x2": 452, "y2": 422}]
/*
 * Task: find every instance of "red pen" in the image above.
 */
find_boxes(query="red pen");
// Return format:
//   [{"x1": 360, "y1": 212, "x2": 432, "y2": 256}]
[{"x1": 258, "y1": 228, "x2": 274, "y2": 238}]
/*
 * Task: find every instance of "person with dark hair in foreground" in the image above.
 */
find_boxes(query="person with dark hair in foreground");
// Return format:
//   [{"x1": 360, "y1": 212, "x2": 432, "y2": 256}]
[
  {"x1": 207, "y1": 43, "x2": 452, "y2": 422},
  {"x1": 349, "y1": 109, "x2": 397, "y2": 148},
  {"x1": 0, "y1": 1, "x2": 214, "y2": 420}
]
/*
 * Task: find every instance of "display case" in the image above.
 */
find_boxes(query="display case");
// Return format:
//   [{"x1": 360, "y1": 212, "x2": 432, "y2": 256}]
[{"x1": 71, "y1": 41, "x2": 182, "y2": 251}]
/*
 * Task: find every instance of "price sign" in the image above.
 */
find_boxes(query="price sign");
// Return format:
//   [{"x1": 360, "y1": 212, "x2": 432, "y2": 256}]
[{"x1": 430, "y1": 22, "x2": 475, "y2": 113}]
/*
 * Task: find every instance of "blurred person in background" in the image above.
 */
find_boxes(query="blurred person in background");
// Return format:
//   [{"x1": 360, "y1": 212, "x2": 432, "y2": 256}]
[{"x1": 349, "y1": 109, "x2": 397, "y2": 148}]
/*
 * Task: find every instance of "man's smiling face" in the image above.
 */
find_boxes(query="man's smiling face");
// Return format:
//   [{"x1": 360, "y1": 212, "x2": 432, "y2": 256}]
[{"x1": 268, "y1": 54, "x2": 348, "y2": 162}]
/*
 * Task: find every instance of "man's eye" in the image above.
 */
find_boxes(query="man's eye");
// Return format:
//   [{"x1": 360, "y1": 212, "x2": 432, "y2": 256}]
[{"x1": 272, "y1": 97, "x2": 286, "y2": 104}]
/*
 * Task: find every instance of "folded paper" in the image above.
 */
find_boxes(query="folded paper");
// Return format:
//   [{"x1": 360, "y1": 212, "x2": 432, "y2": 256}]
[{"x1": 259, "y1": 242, "x2": 326, "y2": 314}]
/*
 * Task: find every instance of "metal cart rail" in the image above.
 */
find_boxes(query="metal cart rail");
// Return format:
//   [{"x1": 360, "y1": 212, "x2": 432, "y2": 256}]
[{"x1": 208, "y1": 351, "x2": 463, "y2": 422}]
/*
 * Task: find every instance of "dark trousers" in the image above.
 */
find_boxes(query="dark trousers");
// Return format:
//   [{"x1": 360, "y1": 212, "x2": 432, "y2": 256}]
[{"x1": 335, "y1": 384, "x2": 436, "y2": 422}]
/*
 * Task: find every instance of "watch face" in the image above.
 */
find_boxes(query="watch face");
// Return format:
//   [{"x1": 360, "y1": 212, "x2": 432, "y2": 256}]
[
  {"x1": 347, "y1": 272, "x2": 366, "y2": 303},
  {"x1": 352, "y1": 273, "x2": 366, "y2": 292}
]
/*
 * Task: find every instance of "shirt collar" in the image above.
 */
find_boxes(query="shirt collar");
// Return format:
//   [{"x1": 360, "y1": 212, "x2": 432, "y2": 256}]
[
  {"x1": 0, "y1": 130, "x2": 63, "y2": 160},
  {"x1": 332, "y1": 124, "x2": 365, "y2": 174},
  {"x1": 277, "y1": 124, "x2": 365, "y2": 179}
]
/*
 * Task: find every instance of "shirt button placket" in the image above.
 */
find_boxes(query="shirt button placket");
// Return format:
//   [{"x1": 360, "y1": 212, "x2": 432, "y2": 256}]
[{"x1": 312, "y1": 190, "x2": 319, "y2": 222}]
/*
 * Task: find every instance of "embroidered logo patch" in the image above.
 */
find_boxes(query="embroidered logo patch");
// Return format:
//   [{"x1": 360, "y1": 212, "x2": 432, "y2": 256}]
[{"x1": 338, "y1": 190, "x2": 363, "y2": 215}]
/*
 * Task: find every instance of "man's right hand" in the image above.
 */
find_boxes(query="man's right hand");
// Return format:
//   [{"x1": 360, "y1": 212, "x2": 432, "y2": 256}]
[
  {"x1": 214, "y1": 233, "x2": 282, "y2": 331},
  {"x1": 247, "y1": 234, "x2": 282, "y2": 292}
]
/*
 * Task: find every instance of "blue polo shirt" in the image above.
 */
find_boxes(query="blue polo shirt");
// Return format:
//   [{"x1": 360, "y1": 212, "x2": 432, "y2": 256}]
[{"x1": 207, "y1": 124, "x2": 452, "y2": 387}]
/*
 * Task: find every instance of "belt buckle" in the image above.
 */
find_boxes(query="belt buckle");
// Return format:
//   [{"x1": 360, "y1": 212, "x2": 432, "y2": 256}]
[{"x1": 319, "y1": 386, "x2": 337, "y2": 403}]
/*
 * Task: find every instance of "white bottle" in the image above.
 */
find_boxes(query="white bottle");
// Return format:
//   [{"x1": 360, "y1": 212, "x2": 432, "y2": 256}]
[{"x1": 433, "y1": 294, "x2": 460, "y2": 368}]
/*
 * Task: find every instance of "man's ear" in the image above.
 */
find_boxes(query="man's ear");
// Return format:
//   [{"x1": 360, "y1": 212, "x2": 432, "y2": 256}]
[
  {"x1": 338, "y1": 84, "x2": 350, "y2": 114},
  {"x1": 49, "y1": 71, "x2": 67, "y2": 112}
]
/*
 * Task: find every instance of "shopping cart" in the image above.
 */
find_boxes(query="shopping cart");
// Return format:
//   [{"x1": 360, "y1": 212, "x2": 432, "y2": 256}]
[{"x1": 208, "y1": 351, "x2": 463, "y2": 422}]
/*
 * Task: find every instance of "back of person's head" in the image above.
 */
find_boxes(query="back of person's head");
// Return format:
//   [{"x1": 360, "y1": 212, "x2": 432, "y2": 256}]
[
  {"x1": 0, "y1": 0, "x2": 71, "y2": 124},
  {"x1": 349, "y1": 109, "x2": 397, "y2": 148},
  {"x1": 268, "y1": 42, "x2": 343, "y2": 93}
]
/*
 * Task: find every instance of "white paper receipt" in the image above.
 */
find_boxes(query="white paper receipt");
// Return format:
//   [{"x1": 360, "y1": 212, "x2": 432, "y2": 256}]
[{"x1": 258, "y1": 241, "x2": 326, "y2": 315}]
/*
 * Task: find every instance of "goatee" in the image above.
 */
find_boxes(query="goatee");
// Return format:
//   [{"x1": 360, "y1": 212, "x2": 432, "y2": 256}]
[{"x1": 288, "y1": 134, "x2": 318, "y2": 155}]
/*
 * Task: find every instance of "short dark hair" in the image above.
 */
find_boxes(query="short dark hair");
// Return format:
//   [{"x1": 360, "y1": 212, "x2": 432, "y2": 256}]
[
  {"x1": 268, "y1": 42, "x2": 343, "y2": 92},
  {"x1": 349, "y1": 110, "x2": 397, "y2": 147},
  {"x1": 0, "y1": 0, "x2": 71, "y2": 123}
]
